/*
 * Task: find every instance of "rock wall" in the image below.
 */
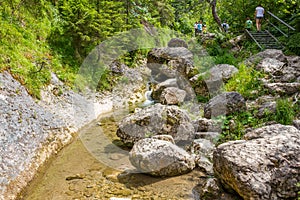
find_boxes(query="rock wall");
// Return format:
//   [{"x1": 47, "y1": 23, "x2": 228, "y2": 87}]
[{"x1": 0, "y1": 65, "x2": 146, "y2": 200}]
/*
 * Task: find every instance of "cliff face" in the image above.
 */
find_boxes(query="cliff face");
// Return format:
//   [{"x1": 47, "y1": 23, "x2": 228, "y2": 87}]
[
  {"x1": 0, "y1": 71, "x2": 98, "y2": 199},
  {"x1": 0, "y1": 67, "x2": 145, "y2": 199}
]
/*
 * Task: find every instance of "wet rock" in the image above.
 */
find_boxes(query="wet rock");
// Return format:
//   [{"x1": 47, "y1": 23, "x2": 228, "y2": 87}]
[
  {"x1": 213, "y1": 124, "x2": 300, "y2": 200},
  {"x1": 116, "y1": 103, "x2": 195, "y2": 145},
  {"x1": 264, "y1": 82, "x2": 300, "y2": 95},
  {"x1": 167, "y1": 38, "x2": 188, "y2": 48},
  {"x1": 129, "y1": 138, "x2": 195, "y2": 176},
  {"x1": 160, "y1": 87, "x2": 186, "y2": 105},
  {"x1": 204, "y1": 92, "x2": 246, "y2": 119}
]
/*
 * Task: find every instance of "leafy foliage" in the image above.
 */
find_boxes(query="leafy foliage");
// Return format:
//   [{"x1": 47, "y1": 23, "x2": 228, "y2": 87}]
[
  {"x1": 274, "y1": 98, "x2": 295, "y2": 125},
  {"x1": 225, "y1": 64, "x2": 265, "y2": 99}
]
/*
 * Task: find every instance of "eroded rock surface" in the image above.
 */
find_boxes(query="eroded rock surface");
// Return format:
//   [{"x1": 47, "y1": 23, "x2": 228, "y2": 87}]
[
  {"x1": 159, "y1": 87, "x2": 186, "y2": 105},
  {"x1": 213, "y1": 124, "x2": 300, "y2": 200},
  {"x1": 129, "y1": 138, "x2": 195, "y2": 176},
  {"x1": 116, "y1": 103, "x2": 195, "y2": 145},
  {"x1": 204, "y1": 92, "x2": 246, "y2": 119}
]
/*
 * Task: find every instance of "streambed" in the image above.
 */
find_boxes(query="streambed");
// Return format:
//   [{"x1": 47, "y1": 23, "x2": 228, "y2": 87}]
[{"x1": 19, "y1": 111, "x2": 204, "y2": 200}]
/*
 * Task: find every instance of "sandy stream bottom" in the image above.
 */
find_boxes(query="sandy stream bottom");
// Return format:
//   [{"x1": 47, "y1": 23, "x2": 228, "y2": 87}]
[{"x1": 19, "y1": 112, "x2": 204, "y2": 200}]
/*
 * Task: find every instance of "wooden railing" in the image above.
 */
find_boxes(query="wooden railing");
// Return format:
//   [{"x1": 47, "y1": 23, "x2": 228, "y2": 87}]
[{"x1": 266, "y1": 11, "x2": 296, "y2": 37}]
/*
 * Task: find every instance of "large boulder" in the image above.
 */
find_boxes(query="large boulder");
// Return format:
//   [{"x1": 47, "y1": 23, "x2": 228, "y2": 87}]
[
  {"x1": 255, "y1": 56, "x2": 300, "y2": 83},
  {"x1": 213, "y1": 124, "x2": 300, "y2": 200},
  {"x1": 129, "y1": 138, "x2": 195, "y2": 176},
  {"x1": 116, "y1": 103, "x2": 195, "y2": 145},
  {"x1": 245, "y1": 49, "x2": 287, "y2": 65},
  {"x1": 247, "y1": 50, "x2": 300, "y2": 83},
  {"x1": 190, "y1": 64, "x2": 238, "y2": 96},
  {"x1": 255, "y1": 58, "x2": 286, "y2": 75},
  {"x1": 204, "y1": 92, "x2": 246, "y2": 119},
  {"x1": 147, "y1": 47, "x2": 197, "y2": 79}
]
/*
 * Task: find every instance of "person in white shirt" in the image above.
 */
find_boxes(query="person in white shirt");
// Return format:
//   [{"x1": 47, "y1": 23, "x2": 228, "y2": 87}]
[
  {"x1": 194, "y1": 22, "x2": 198, "y2": 36},
  {"x1": 255, "y1": 5, "x2": 265, "y2": 31}
]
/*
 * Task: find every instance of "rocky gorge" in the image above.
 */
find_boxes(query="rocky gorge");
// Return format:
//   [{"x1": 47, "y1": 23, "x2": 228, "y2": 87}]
[{"x1": 1, "y1": 37, "x2": 300, "y2": 200}]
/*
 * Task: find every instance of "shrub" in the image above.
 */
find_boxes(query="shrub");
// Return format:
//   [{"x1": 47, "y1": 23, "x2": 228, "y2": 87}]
[
  {"x1": 225, "y1": 64, "x2": 264, "y2": 99},
  {"x1": 286, "y1": 32, "x2": 300, "y2": 56},
  {"x1": 274, "y1": 98, "x2": 295, "y2": 125}
]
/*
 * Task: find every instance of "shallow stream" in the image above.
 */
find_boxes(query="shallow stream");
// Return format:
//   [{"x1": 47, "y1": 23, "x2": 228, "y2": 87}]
[{"x1": 19, "y1": 111, "x2": 204, "y2": 200}]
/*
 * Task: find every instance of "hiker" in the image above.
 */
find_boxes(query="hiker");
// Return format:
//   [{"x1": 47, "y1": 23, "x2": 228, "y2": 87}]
[
  {"x1": 221, "y1": 20, "x2": 229, "y2": 32},
  {"x1": 255, "y1": 4, "x2": 264, "y2": 31},
  {"x1": 197, "y1": 20, "x2": 203, "y2": 34},
  {"x1": 202, "y1": 24, "x2": 207, "y2": 34},
  {"x1": 245, "y1": 17, "x2": 253, "y2": 31},
  {"x1": 194, "y1": 21, "x2": 198, "y2": 36}
]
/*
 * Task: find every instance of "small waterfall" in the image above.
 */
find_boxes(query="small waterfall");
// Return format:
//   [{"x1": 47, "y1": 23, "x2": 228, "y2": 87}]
[{"x1": 141, "y1": 82, "x2": 154, "y2": 107}]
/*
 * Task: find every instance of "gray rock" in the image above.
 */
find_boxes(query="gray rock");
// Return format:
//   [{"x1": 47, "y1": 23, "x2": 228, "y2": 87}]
[
  {"x1": 116, "y1": 103, "x2": 195, "y2": 145},
  {"x1": 293, "y1": 120, "x2": 300, "y2": 130},
  {"x1": 193, "y1": 118, "x2": 222, "y2": 132},
  {"x1": 257, "y1": 101, "x2": 276, "y2": 118},
  {"x1": 213, "y1": 124, "x2": 300, "y2": 200},
  {"x1": 264, "y1": 82, "x2": 300, "y2": 95},
  {"x1": 129, "y1": 138, "x2": 195, "y2": 176},
  {"x1": 160, "y1": 87, "x2": 186, "y2": 105},
  {"x1": 191, "y1": 139, "x2": 215, "y2": 160},
  {"x1": 189, "y1": 74, "x2": 210, "y2": 97},
  {"x1": 151, "y1": 134, "x2": 175, "y2": 144},
  {"x1": 189, "y1": 64, "x2": 238, "y2": 97},
  {"x1": 245, "y1": 49, "x2": 287, "y2": 65},
  {"x1": 209, "y1": 64, "x2": 239, "y2": 82},
  {"x1": 167, "y1": 38, "x2": 188, "y2": 48},
  {"x1": 256, "y1": 58, "x2": 286, "y2": 75},
  {"x1": 204, "y1": 92, "x2": 246, "y2": 119},
  {"x1": 194, "y1": 155, "x2": 213, "y2": 174},
  {"x1": 151, "y1": 78, "x2": 178, "y2": 101},
  {"x1": 147, "y1": 47, "x2": 197, "y2": 79},
  {"x1": 192, "y1": 178, "x2": 241, "y2": 200},
  {"x1": 194, "y1": 132, "x2": 221, "y2": 143},
  {"x1": 286, "y1": 55, "x2": 300, "y2": 81}
]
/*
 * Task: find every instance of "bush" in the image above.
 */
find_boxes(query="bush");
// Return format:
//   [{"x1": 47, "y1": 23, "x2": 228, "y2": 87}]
[
  {"x1": 218, "y1": 111, "x2": 260, "y2": 143},
  {"x1": 274, "y1": 98, "x2": 295, "y2": 125},
  {"x1": 286, "y1": 32, "x2": 300, "y2": 56},
  {"x1": 225, "y1": 64, "x2": 264, "y2": 99}
]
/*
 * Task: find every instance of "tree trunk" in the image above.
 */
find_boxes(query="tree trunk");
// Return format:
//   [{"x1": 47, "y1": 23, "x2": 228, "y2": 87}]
[{"x1": 207, "y1": 0, "x2": 222, "y2": 28}]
